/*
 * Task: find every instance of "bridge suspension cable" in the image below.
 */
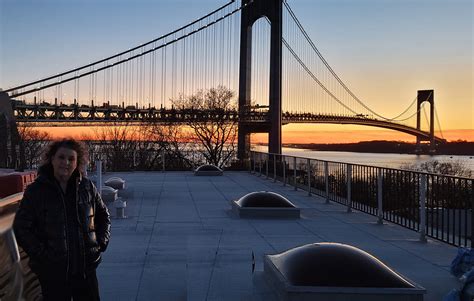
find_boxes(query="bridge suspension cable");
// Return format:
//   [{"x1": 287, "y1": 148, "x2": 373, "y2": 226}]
[
  {"x1": 5, "y1": 0, "x2": 245, "y2": 99},
  {"x1": 395, "y1": 102, "x2": 426, "y2": 123},
  {"x1": 386, "y1": 96, "x2": 418, "y2": 121},
  {"x1": 282, "y1": 1, "x2": 417, "y2": 122},
  {"x1": 281, "y1": 37, "x2": 358, "y2": 115},
  {"x1": 435, "y1": 107, "x2": 444, "y2": 139}
]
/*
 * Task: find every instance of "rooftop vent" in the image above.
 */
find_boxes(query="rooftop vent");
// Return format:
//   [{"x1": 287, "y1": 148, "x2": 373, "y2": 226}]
[
  {"x1": 236, "y1": 191, "x2": 295, "y2": 208},
  {"x1": 231, "y1": 191, "x2": 299, "y2": 218},
  {"x1": 101, "y1": 186, "x2": 118, "y2": 203},
  {"x1": 194, "y1": 164, "x2": 223, "y2": 176},
  {"x1": 104, "y1": 177, "x2": 126, "y2": 190},
  {"x1": 264, "y1": 242, "x2": 425, "y2": 300}
]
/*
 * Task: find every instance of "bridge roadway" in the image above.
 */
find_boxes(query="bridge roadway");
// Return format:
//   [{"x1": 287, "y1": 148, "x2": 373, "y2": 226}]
[
  {"x1": 97, "y1": 171, "x2": 457, "y2": 300},
  {"x1": 12, "y1": 102, "x2": 444, "y2": 142}
]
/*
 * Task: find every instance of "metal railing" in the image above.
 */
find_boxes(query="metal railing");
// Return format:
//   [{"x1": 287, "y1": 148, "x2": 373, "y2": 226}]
[
  {"x1": 249, "y1": 151, "x2": 474, "y2": 247},
  {"x1": 0, "y1": 193, "x2": 42, "y2": 300},
  {"x1": 88, "y1": 149, "x2": 240, "y2": 172}
]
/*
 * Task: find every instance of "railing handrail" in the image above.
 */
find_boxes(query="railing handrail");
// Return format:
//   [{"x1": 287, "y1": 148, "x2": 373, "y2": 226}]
[
  {"x1": 250, "y1": 150, "x2": 473, "y2": 180},
  {"x1": 0, "y1": 193, "x2": 23, "y2": 223},
  {"x1": 0, "y1": 192, "x2": 41, "y2": 300},
  {"x1": 0, "y1": 213, "x2": 15, "y2": 235},
  {"x1": 0, "y1": 192, "x2": 23, "y2": 208}
]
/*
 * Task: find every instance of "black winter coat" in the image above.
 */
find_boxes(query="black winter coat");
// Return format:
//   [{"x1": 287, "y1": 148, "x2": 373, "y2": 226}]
[{"x1": 13, "y1": 165, "x2": 111, "y2": 277}]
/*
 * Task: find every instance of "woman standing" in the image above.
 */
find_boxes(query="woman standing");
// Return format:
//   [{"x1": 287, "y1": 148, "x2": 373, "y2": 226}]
[{"x1": 13, "y1": 139, "x2": 111, "y2": 300}]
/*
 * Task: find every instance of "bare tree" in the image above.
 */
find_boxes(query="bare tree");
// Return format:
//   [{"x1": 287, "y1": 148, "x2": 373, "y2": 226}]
[
  {"x1": 140, "y1": 122, "x2": 193, "y2": 170},
  {"x1": 17, "y1": 124, "x2": 51, "y2": 169},
  {"x1": 93, "y1": 123, "x2": 138, "y2": 171},
  {"x1": 171, "y1": 85, "x2": 237, "y2": 168}
]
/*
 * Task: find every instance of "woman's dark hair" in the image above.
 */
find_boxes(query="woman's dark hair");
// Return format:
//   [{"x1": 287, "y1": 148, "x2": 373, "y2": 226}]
[{"x1": 41, "y1": 139, "x2": 89, "y2": 173}]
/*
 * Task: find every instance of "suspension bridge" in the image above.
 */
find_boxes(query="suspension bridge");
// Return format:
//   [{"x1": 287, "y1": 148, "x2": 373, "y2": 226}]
[{"x1": 0, "y1": 0, "x2": 446, "y2": 167}]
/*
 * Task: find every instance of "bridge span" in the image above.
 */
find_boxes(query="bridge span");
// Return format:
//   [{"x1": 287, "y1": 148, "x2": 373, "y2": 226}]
[{"x1": 11, "y1": 100, "x2": 445, "y2": 144}]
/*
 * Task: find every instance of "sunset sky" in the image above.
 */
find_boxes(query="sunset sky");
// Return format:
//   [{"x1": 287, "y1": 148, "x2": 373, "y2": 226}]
[{"x1": 1, "y1": 0, "x2": 472, "y2": 143}]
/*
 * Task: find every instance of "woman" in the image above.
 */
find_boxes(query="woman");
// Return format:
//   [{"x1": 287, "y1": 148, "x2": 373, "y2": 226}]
[{"x1": 13, "y1": 139, "x2": 111, "y2": 300}]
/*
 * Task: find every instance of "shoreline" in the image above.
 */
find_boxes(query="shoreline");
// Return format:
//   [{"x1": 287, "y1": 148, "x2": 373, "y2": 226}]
[{"x1": 255, "y1": 140, "x2": 474, "y2": 156}]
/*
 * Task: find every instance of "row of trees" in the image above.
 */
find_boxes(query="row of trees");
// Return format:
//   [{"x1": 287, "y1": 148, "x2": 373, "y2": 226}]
[{"x1": 18, "y1": 86, "x2": 239, "y2": 170}]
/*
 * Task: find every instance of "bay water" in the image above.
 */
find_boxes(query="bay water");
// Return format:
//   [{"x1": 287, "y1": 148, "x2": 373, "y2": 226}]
[{"x1": 252, "y1": 145, "x2": 474, "y2": 173}]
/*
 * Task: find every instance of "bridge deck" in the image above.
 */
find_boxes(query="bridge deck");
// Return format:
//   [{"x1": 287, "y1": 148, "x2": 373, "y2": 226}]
[{"x1": 99, "y1": 171, "x2": 458, "y2": 300}]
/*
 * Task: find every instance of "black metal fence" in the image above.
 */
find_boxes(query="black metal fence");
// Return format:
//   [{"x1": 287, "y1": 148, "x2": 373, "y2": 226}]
[
  {"x1": 0, "y1": 194, "x2": 42, "y2": 300},
  {"x1": 249, "y1": 151, "x2": 474, "y2": 248}
]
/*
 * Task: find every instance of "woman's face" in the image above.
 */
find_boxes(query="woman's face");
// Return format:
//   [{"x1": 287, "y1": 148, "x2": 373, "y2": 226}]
[{"x1": 51, "y1": 147, "x2": 78, "y2": 181}]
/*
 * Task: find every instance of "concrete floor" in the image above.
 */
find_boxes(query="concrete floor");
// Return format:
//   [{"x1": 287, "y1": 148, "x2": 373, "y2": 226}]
[{"x1": 97, "y1": 171, "x2": 459, "y2": 301}]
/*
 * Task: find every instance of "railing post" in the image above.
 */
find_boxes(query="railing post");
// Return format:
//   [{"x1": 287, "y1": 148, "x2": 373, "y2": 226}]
[
  {"x1": 96, "y1": 160, "x2": 102, "y2": 197},
  {"x1": 253, "y1": 152, "x2": 256, "y2": 174},
  {"x1": 293, "y1": 157, "x2": 297, "y2": 191},
  {"x1": 249, "y1": 152, "x2": 252, "y2": 173},
  {"x1": 90, "y1": 150, "x2": 94, "y2": 172},
  {"x1": 162, "y1": 149, "x2": 165, "y2": 172},
  {"x1": 471, "y1": 179, "x2": 474, "y2": 248},
  {"x1": 347, "y1": 164, "x2": 352, "y2": 213},
  {"x1": 307, "y1": 158, "x2": 311, "y2": 196},
  {"x1": 5, "y1": 229, "x2": 20, "y2": 263},
  {"x1": 282, "y1": 156, "x2": 286, "y2": 186},
  {"x1": 103, "y1": 157, "x2": 107, "y2": 174},
  {"x1": 273, "y1": 155, "x2": 277, "y2": 182},
  {"x1": 419, "y1": 174, "x2": 427, "y2": 242},
  {"x1": 266, "y1": 154, "x2": 269, "y2": 179},
  {"x1": 325, "y1": 161, "x2": 329, "y2": 203},
  {"x1": 133, "y1": 150, "x2": 137, "y2": 169},
  {"x1": 377, "y1": 169, "x2": 384, "y2": 224}
]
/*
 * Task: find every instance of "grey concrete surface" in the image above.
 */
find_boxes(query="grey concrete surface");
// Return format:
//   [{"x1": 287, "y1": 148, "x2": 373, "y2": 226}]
[{"x1": 97, "y1": 171, "x2": 459, "y2": 301}]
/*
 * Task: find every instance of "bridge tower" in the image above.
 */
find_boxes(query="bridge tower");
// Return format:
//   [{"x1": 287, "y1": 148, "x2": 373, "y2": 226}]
[
  {"x1": 237, "y1": 0, "x2": 283, "y2": 159},
  {"x1": 0, "y1": 92, "x2": 23, "y2": 169},
  {"x1": 416, "y1": 89, "x2": 435, "y2": 152}
]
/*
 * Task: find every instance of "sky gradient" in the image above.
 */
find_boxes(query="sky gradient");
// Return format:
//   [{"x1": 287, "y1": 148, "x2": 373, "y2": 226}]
[{"x1": 1, "y1": 0, "x2": 472, "y2": 142}]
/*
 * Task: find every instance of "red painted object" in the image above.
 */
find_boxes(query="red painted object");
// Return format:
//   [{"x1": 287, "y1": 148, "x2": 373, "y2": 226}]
[{"x1": 0, "y1": 171, "x2": 37, "y2": 198}]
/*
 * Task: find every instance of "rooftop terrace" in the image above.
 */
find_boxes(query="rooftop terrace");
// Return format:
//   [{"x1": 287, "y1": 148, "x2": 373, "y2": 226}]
[{"x1": 97, "y1": 171, "x2": 459, "y2": 300}]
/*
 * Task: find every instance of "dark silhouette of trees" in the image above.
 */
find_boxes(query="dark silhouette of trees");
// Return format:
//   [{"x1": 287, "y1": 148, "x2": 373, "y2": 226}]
[
  {"x1": 17, "y1": 124, "x2": 51, "y2": 169},
  {"x1": 171, "y1": 86, "x2": 237, "y2": 168},
  {"x1": 87, "y1": 122, "x2": 192, "y2": 171},
  {"x1": 137, "y1": 123, "x2": 192, "y2": 170},
  {"x1": 401, "y1": 160, "x2": 472, "y2": 178},
  {"x1": 92, "y1": 122, "x2": 137, "y2": 171}
]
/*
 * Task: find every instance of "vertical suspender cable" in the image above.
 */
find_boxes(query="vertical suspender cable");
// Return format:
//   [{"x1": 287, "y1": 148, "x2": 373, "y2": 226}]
[
  {"x1": 161, "y1": 49, "x2": 164, "y2": 108},
  {"x1": 227, "y1": 9, "x2": 232, "y2": 90},
  {"x1": 204, "y1": 25, "x2": 208, "y2": 89},
  {"x1": 212, "y1": 18, "x2": 216, "y2": 87},
  {"x1": 124, "y1": 57, "x2": 127, "y2": 106},
  {"x1": 162, "y1": 47, "x2": 166, "y2": 108},
  {"x1": 110, "y1": 65, "x2": 113, "y2": 105},
  {"x1": 182, "y1": 33, "x2": 186, "y2": 96},
  {"x1": 124, "y1": 58, "x2": 128, "y2": 106},
  {"x1": 117, "y1": 58, "x2": 121, "y2": 105},
  {"x1": 139, "y1": 51, "x2": 142, "y2": 107},
  {"x1": 145, "y1": 47, "x2": 148, "y2": 107},
  {"x1": 191, "y1": 28, "x2": 195, "y2": 94},
  {"x1": 172, "y1": 34, "x2": 177, "y2": 100},
  {"x1": 104, "y1": 62, "x2": 107, "y2": 103},
  {"x1": 220, "y1": 13, "x2": 225, "y2": 86},
  {"x1": 152, "y1": 44, "x2": 156, "y2": 106},
  {"x1": 181, "y1": 31, "x2": 186, "y2": 96}
]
